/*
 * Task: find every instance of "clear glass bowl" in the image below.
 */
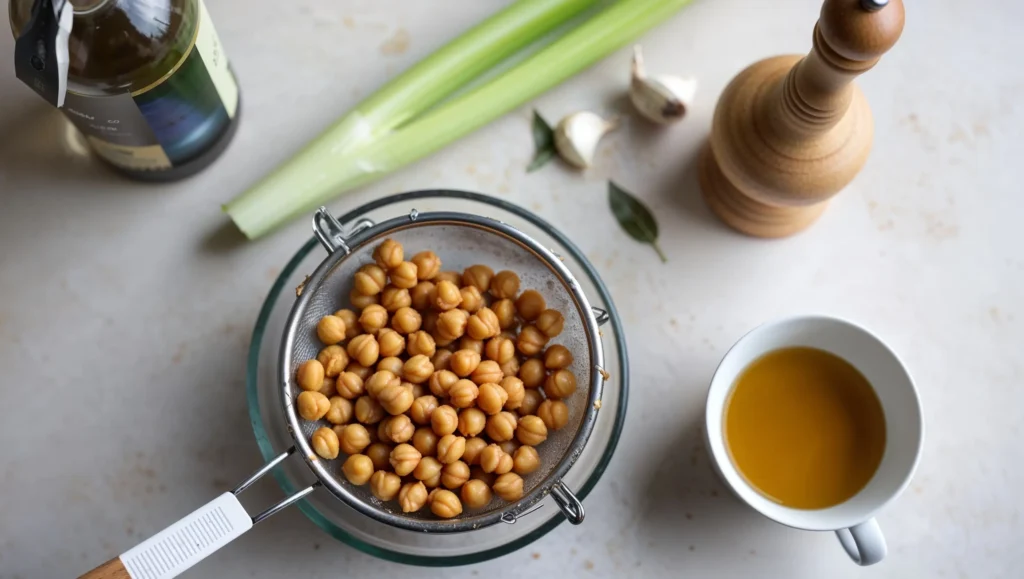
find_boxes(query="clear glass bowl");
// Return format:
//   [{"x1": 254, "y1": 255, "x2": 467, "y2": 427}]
[{"x1": 246, "y1": 191, "x2": 629, "y2": 566}]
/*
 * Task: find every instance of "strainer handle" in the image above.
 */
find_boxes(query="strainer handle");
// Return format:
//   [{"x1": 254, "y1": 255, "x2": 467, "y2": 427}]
[
  {"x1": 550, "y1": 480, "x2": 585, "y2": 525},
  {"x1": 313, "y1": 207, "x2": 375, "y2": 254},
  {"x1": 78, "y1": 448, "x2": 313, "y2": 579}
]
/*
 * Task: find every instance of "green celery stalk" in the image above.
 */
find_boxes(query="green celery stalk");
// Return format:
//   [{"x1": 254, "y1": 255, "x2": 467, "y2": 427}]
[
  {"x1": 227, "y1": 0, "x2": 692, "y2": 239},
  {"x1": 226, "y1": 0, "x2": 598, "y2": 238}
]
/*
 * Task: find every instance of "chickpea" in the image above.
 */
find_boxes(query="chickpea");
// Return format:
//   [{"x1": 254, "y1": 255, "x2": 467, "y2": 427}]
[
  {"x1": 517, "y1": 325, "x2": 549, "y2": 356},
  {"x1": 430, "y1": 405, "x2": 459, "y2": 436},
  {"x1": 471, "y1": 466, "x2": 496, "y2": 486},
  {"x1": 316, "y1": 315, "x2": 348, "y2": 345},
  {"x1": 480, "y1": 444, "x2": 513, "y2": 474},
  {"x1": 349, "y1": 289, "x2": 379, "y2": 310},
  {"x1": 375, "y1": 356, "x2": 403, "y2": 377},
  {"x1": 513, "y1": 445, "x2": 540, "y2": 475},
  {"x1": 477, "y1": 383, "x2": 509, "y2": 415},
  {"x1": 382, "y1": 414, "x2": 414, "y2": 443},
  {"x1": 437, "y1": 434, "x2": 466, "y2": 464},
  {"x1": 428, "y1": 369, "x2": 459, "y2": 398},
  {"x1": 359, "y1": 304, "x2": 389, "y2": 334},
  {"x1": 434, "y1": 280, "x2": 463, "y2": 311},
  {"x1": 459, "y1": 336, "x2": 484, "y2": 355},
  {"x1": 413, "y1": 456, "x2": 443, "y2": 487},
  {"x1": 406, "y1": 331, "x2": 436, "y2": 357},
  {"x1": 297, "y1": 359, "x2": 325, "y2": 392},
  {"x1": 410, "y1": 281, "x2": 436, "y2": 311},
  {"x1": 536, "y1": 309, "x2": 565, "y2": 338},
  {"x1": 436, "y1": 309, "x2": 469, "y2": 342},
  {"x1": 354, "y1": 264, "x2": 387, "y2": 296},
  {"x1": 311, "y1": 426, "x2": 340, "y2": 459},
  {"x1": 514, "y1": 290, "x2": 546, "y2": 321},
  {"x1": 336, "y1": 371, "x2": 365, "y2": 399},
  {"x1": 346, "y1": 361, "x2": 372, "y2": 382},
  {"x1": 380, "y1": 285, "x2": 412, "y2": 312},
  {"x1": 459, "y1": 285, "x2": 484, "y2": 313},
  {"x1": 402, "y1": 355, "x2": 434, "y2": 384},
  {"x1": 365, "y1": 370, "x2": 400, "y2": 399},
  {"x1": 491, "y1": 299, "x2": 516, "y2": 330},
  {"x1": 409, "y1": 382, "x2": 427, "y2": 399},
  {"x1": 412, "y1": 427, "x2": 439, "y2": 456},
  {"x1": 442, "y1": 460, "x2": 470, "y2": 489},
  {"x1": 489, "y1": 270, "x2": 520, "y2": 299},
  {"x1": 422, "y1": 311, "x2": 440, "y2": 334},
  {"x1": 485, "y1": 412, "x2": 517, "y2": 442},
  {"x1": 499, "y1": 357, "x2": 520, "y2": 379},
  {"x1": 411, "y1": 250, "x2": 442, "y2": 280},
  {"x1": 391, "y1": 307, "x2": 422, "y2": 334},
  {"x1": 354, "y1": 395, "x2": 385, "y2": 425},
  {"x1": 410, "y1": 395, "x2": 439, "y2": 425},
  {"x1": 498, "y1": 439, "x2": 521, "y2": 457},
  {"x1": 462, "y1": 437, "x2": 488, "y2": 465},
  {"x1": 543, "y1": 344, "x2": 574, "y2": 370},
  {"x1": 365, "y1": 424, "x2": 381, "y2": 445},
  {"x1": 429, "y1": 489, "x2": 463, "y2": 519},
  {"x1": 378, "y1": 384, "x2": 414, "y2": 416},
  {"x1": 485, "y1": 335, "x2": 515, "y2": 364},
  {"x1": 373, "y1": 239, "x2": 403, "y2": 270},
  {"x1": 325, "y1": 396, "x2": 353, "y2": 425},
  {"x1": 317, "y1": 345, "x2": 349, "y2": 378},
  {"x1": 318, "y1": 376, "x2": 337, "y2": 398},
  {"x1": 458, "y1": 408, "x2": 486, "y2": 437},
  {"x1": 366, "y1": 442, "x2": 393, "y2": 471},
  {"x1": 493, "y1": 473, "x2": 524, "y2": 502},
  {"x1": 342, "y1": 454, "x2": 374, "y2": 485},
  {"x1": 347, "y1": 334, "x2": 380, "y2": 368},
  {"x1": 517, "y1": 415, "x2": 548, "y2": 446},
  {"x1": 389, "y1": 261, "x2": 419, "y2": 289},
  {"x1": 499, "y1": 376, "x2": 526, "y2": 410},
  {"x1": 461, "y1": 479, "x2": 492, "y2": 508},
  {"x1": 399, "y1": 481, "x2": 428, "y2": 513},
  {"x1": 333, "y1": 309, "x2": 360, "y2": 339},
  {"x1": 462, "y1": 265, "x2": 494, "y2": 292},
  {"x1": 520, "y1": 389, "x2": 543, "y2": 416},
  {"x1": 390, "y1": 443, "x2": 422, "y2": 476},
  {"x1": 370, "y1": 470, "x2": 402, "y2": 501},
  {"x1": 519, "y1": 358, "x2": 546, "y2": 389},
  {"x1": 449, "y1": 349, "x2": 481, "y2": 377},
  {"x1": 448, "y1": 379, "x2": 479, "y2": 409},
  {"x1": 544, "y1": 369, "x2": 577, "y2": 399},
  {"x1": 471, "y1": 360, "x2": 504, "y2": 386},
  {"x1": 297, "y1": 391, "x2": 331, "y2": 421},
  {"x1": 431, "y1": 348, "x2": 453, "y2": 372},
  {"x1": 537, "y1": 399, "x2": 569, "y2": 430},
  {"x1": 435, "y1": 271, "x2": 463, "y2": 286},
  {"x1": 467, "y1": 307, "x2": 500, "y2": 340},
  {"x1": 374, "y1": 329, "x2": 404, "y2": 358}
]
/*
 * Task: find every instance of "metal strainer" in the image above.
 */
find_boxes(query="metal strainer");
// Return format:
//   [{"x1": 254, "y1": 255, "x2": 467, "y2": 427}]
[{"x1": 82, "y1": 203, "x2": 608, "y2": 579}]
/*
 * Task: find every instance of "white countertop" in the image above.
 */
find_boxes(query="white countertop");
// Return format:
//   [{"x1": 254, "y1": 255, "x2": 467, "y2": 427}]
[{"x1": 1, "y1": 0, "x2": 1021, "y2": 577}]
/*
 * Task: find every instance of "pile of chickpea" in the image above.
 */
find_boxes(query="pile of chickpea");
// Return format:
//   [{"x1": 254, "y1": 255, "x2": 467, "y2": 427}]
[{"x1": 293, "y1": 239, "x2": 579, "y2": 519}]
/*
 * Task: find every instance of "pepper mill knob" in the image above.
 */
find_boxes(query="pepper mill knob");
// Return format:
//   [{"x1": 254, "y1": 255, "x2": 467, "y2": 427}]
[{"x1": 699, "y1": 0, "x2": 905, "y2": 238}]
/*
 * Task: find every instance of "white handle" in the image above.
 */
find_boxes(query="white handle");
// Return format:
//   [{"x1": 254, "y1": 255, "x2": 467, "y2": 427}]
[{"x1": 835, "y1": 518, "x2": 887, "y2": 566}]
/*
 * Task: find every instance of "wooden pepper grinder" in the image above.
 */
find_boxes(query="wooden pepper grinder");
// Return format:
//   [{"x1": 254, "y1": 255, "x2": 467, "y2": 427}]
[{"x1": 700, "y1": 0, "x2": 905, "y2": 237}]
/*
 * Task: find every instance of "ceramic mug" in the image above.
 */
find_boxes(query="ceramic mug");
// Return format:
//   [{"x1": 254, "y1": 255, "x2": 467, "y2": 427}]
[{"x1": 704, "y1": 315, "x2": 924, "y2": 566}]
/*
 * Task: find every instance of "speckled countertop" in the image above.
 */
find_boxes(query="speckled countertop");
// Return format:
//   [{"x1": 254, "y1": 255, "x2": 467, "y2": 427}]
[{"x1": 1, "y1": 0, "x2": 1021, "y2": 577}]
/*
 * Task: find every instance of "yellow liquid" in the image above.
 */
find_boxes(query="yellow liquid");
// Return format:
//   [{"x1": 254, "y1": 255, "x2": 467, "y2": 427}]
[{"x1": 724, "y1": 347, "x2": 886, "y2": 509}]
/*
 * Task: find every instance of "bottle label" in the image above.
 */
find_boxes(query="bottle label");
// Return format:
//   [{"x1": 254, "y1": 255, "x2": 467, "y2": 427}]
[{"x1": 21, "y1": 0, "x2": 239, "y2": 172}]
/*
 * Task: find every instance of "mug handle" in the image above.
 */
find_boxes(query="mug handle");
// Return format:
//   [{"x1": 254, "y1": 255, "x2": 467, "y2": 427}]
[{"x1": 835, "y1": 518, "x2": 887, "y2": 565}]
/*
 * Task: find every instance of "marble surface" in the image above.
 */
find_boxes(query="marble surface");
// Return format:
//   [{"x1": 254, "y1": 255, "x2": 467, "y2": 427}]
[{"x1": 1, "y1": 0, "x2": 1021, "y2": 577}]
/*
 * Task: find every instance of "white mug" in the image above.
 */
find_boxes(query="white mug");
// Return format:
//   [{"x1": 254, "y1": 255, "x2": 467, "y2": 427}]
[{"x1": 704, "y1": 315, "x2": 924, "y2": 566}]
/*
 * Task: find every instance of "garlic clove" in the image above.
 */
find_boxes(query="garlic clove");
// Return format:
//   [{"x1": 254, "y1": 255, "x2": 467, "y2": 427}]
[
  {"x1": 629, "y1": 45, "x2": 697, "y2": 125},
  {"x1": 553, "y1": 111, "x2": 618, "y2": 169}
]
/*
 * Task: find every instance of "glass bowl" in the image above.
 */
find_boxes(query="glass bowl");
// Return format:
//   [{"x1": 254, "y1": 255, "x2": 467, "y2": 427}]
[{"x1": 246, "y1": 190, "x2": 629, "y2": 566}]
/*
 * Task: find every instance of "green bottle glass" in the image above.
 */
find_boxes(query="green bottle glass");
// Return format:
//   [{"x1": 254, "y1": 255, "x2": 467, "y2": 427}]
[{"x1": 10, "y1": 0, "x2": 241, "y2": 180}]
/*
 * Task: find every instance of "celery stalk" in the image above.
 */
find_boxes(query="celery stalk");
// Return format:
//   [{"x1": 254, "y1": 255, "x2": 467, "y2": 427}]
[{"x1": 227, "y1": 0, "x2": 691, "y2": 239}]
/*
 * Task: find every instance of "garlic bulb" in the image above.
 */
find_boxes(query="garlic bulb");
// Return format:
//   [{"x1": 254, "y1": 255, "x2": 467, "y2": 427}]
[
  {"x1": 629, "y1": 45, "x2": 697, "y2": 124},
  {"x1": 553, "y1": 112, "x2": 618, "y2": 169}
]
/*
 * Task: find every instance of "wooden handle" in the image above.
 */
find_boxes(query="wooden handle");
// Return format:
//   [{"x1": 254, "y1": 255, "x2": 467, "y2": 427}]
[
  {"x1": 79, "y1": 557, "x2": 131, "y2": 579},
  {"x1": 767, "y1": 0, "x2": 904, "y2": 140}
]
